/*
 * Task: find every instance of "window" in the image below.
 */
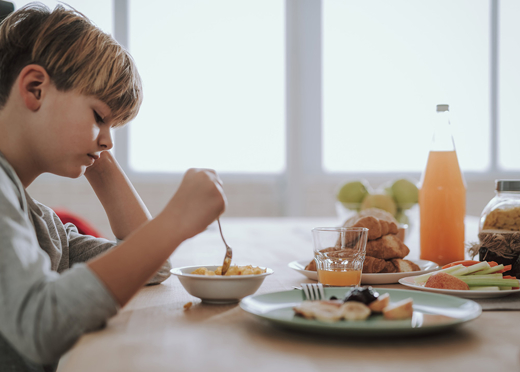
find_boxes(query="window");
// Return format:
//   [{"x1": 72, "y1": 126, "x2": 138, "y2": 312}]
[
  {"x1": 498, "y1": 0, "x2": 520, "y2": 170},
  {"x1": 323, "y1": 0, "x2": 490, "y2": 173},
  {"x1": 127, "y1": 0, "x2": 285, "y2": 173},
  {"x1": 13, "y1": 0, "x2": 519, "y2": 217}
]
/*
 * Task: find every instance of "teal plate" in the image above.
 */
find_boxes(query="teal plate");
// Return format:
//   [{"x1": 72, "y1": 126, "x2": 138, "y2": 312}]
[{"x1": 240, "y1": 288, "x2": 481, "y2": 336}]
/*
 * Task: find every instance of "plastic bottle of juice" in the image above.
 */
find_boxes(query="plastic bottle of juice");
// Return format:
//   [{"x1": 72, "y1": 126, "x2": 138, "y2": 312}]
[{"x1": 419, "y1": 104, "x2": 466, "y2": 266}]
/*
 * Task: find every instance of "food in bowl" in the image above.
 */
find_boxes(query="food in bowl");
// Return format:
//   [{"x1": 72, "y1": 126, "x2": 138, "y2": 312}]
[
  {"x1": 171, "y1": 265, "x2": 273, "y2": 304},
  {"x1": 191, "y1": 265, "x2": 267, "y2": 276}
]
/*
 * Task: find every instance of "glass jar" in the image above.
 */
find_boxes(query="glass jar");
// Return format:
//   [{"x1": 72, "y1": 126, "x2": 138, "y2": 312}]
[
  {"x1": 479, "y1": 180, "x2": 520, "y2": 232},
  {"x1": 476, "y1": 180, "x2": 520, "y2": 277}
]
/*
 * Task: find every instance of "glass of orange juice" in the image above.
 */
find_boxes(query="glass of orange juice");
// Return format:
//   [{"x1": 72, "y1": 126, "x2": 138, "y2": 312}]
[{"x1": 311, "y1": 227, "x2": 368, "y2": 287}]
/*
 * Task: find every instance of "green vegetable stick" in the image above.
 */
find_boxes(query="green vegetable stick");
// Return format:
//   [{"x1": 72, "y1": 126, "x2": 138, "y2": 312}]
[
  {"x1": 450, "y1": 266, "x2": 469, "y2": 276},
  {"x1": 457, "y1": 277, "x2": 519, "y2": 287},
  {"x1": 463, "y1": 261, "x2": 490, "y2": 275},
  {"x1": 450, "y1": 262, "x2": 490, "y2": 276},
  {"x1": 470, "y1": 264, "x2": 504, "y2": 275},
  {"x1": 456, "y1": 274, "x2": 503, "y2": 280}
]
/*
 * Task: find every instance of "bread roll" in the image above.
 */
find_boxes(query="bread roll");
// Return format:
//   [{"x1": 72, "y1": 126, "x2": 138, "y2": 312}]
[
  {"x1": 365, "y1": 235, "x2": 410, "y2": 260},
  {"x1": 347, "y1": 216, "x2": 398, "y2": 241}
]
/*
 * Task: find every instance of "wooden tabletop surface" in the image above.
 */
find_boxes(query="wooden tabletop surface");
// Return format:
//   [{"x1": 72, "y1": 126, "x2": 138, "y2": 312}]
[{"x1": 57, "y1": 217, "x2": 520, "y2": 371}]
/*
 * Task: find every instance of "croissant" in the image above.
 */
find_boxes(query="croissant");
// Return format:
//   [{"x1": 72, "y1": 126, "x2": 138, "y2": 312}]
[
  {"x1": 362, "y1": 256, "x2": 389, "y2": 273},
  {"x1": 365, "y1": 235, "x2": 409, "y2": 260},
  {"x1": 346, "y1": 216, "x2": 398, "y2": 240}
]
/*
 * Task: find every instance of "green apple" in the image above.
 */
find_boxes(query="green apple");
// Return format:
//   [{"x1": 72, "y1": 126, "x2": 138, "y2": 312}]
[
  {"x1": 395, "y1": 210, "x2": 410, "y2": 225},
  {"x1": 391, "y1": 179, "x2": 418, "y2": 210},
  {"x1": 337, "y1": 181, "x2": 369, "y2": 204},
  {"x1": 360, "y1": 194, "x2": 397, "y2": 216},
  {"x1": 380, "y1": 180, "x2": 394, "y2": 199}
]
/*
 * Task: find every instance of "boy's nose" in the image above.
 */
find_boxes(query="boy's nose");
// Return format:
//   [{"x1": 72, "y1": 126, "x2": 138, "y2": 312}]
[{"x1": 99, "y1": 128, "x2": 114, "y2": 150}]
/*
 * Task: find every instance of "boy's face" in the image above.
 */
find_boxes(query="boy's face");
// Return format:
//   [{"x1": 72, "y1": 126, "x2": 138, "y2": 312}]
[{"x1": 30, "y1": 85, "x2": 114, "y2": 178}]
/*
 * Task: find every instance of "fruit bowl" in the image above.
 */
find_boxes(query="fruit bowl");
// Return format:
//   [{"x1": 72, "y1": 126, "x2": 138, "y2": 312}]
[{"x1": 335, "y1": 178, "x2": 419, "y2": 235}]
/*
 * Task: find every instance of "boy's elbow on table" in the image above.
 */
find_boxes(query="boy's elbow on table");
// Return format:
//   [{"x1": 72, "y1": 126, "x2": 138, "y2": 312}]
[
  {"x1": 7, "y1": 331, "x2": 72, "y2": 366},
  {"x1": 7, "y1": 304, "x2": 107, "y2": 365},
  {"x1": 4, "y1": 271, "x2": 117, "y2": 365}
]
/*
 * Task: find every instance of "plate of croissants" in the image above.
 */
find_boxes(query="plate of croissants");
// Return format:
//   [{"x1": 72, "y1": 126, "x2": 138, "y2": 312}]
[
  {"x1": 288, "y1": 208, "x2": 440, "y2": 284},
  {"x1": 288, "y1": 258, "x2": 439, "y2": 284}
]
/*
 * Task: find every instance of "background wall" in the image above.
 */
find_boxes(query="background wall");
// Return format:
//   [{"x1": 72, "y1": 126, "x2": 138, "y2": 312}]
[{"x1": 27, "y1": 176, "x2": 496, "y2": 240}]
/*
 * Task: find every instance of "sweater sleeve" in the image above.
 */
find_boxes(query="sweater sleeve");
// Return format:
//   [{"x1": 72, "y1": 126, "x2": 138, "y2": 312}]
[
  {"x1": 66, "y1": 223, "x2": 172, "y2": 285},
  {"x1": 0, "y1": 174, "x2": 119, "y2": 365}
]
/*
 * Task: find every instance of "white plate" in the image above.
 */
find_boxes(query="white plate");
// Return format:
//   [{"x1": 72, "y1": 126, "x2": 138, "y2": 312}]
[
  {"x1": 398, "y1": 276, "x2": 520, "y2": 299},
  {"x1": 288, "y1": 259, "x2": 440, "y2": 285}
]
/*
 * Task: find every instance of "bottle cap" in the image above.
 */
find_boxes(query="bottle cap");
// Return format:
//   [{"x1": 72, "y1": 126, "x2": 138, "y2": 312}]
[
  {"x1": 436, "y1": 104, "x2": 449, "y2": 112},
  {"x1": 496, "y1": 180, "x2": 520, "y2": 192}
]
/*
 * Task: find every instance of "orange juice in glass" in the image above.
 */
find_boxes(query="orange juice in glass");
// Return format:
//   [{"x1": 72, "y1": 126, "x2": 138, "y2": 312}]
[
  {"x1": 317, "y1": 268, "x2": 361, "y2": 286},
  {"x1": 312, "y1": 227, "x2": 368, "y2": 287}
]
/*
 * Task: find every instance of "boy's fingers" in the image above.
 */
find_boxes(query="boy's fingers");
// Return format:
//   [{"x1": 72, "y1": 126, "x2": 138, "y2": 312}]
[
  {"x1": 198, "y1": 168, "x2": 223, "y2": 187},
  {"x1": 185, "y1": 168, "x2": 225, "y2": 209},
  {"x1": 215, "y1": 182, "x2": 228, "y2": 211}
]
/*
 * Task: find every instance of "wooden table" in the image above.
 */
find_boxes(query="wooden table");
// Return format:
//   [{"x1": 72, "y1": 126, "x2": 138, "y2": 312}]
[{"x1": 57, "y1": 217, "x2": 520, "y2": 371}]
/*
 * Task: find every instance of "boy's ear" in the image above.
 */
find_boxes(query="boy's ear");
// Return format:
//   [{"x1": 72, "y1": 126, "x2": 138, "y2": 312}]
[{"x1": 18, "y1": 64, "x2": 51, "y2": 112}]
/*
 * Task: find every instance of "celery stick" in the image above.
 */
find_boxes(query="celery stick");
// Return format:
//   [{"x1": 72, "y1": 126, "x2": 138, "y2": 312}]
[
  {"x1": 413, "y1": 265, "x2": 464, "y2": 285},
  {"x1": 450, "y1": 266, "x2": 469, "y2": 276},
  {"x1": 452, "y1": 261, "x2": 490, "y2": 276},
  {"x1": 456, "y1": 274, "x2": 503, "y2": 280},
  {"x1": 470, "y1": 264, "x2": 504, "y2": 275},
  {"x1": 469, "y1": 286, "x2": 500, "y2": 291},
  {"x1": 457, "y1": 277, "x2": 519, "y2": 287},
  {"x1": 499, "y1": 287, "x2": 513, "y2": 291},
  {"x1": 463, "y1": 261, "x2": 490, "y2": 275}
]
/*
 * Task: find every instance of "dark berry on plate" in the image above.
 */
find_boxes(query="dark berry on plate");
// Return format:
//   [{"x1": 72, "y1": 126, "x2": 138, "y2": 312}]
[{"x1": 343, "y1": 287, "x2": 379, "y2": 305}]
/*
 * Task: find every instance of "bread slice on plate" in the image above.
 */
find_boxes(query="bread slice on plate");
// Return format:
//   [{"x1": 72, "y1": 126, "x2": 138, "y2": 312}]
[
  {"x1": 365, "y1": 235, "x2": 410, "y2": 260},
  {"x1": 390, "y1": 259, "x2": 420, "y2": 273}
]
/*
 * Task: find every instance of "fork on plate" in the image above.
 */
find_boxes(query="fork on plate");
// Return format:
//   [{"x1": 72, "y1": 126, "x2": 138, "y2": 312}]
[{"x1": 301, "y1": 283, "x2": 325, "y2": 301}]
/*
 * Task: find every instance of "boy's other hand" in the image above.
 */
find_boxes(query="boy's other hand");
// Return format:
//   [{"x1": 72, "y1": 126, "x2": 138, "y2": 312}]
[
  {"x1": 159, "y1": 168, "x2": 227, "y2": 241},
  {"x1": 83, "y1": 150, "x2": 114, "y2": 177}
]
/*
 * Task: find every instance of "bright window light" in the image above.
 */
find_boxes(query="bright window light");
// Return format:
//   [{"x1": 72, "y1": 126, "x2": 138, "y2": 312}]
[
  {"x1": 128, "y1": 0, "x2": 285, "y2": 173},
  {"x1": 323, "y1": 0, "x2": 490, "y2": 173},
  {"x1": 498, "y1": 0, "x2": 520, "y2": 171}
]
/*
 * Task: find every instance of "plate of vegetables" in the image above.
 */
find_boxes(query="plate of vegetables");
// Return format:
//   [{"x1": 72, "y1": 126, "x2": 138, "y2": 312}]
[{"x1": 399, "y1": 260, "x2": 520, "y2": 299}]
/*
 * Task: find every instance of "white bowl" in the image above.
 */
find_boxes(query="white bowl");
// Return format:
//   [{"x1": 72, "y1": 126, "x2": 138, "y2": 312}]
[{"x1": 170, "y1": 265, "x2": 274, "y2": 304}]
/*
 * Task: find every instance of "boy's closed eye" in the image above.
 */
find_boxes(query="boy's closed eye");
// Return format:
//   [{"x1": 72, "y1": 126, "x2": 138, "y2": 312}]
[{"x1": 93, "y1": 110, "x2": 105, "y2": 124}]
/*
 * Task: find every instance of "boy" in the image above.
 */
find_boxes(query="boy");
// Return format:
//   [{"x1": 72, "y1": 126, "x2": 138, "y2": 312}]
[{"x1": 0, "y1": 4, "x2": 226, "y2": 372}]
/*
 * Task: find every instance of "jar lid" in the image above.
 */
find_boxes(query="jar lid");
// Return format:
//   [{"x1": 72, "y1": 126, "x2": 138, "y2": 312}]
[{"x1": 496, "y1": 179, "x2": 520, "y2": 192}]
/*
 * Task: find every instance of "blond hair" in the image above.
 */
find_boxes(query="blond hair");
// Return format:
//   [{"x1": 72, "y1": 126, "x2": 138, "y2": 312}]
[{"x1": 0, "y1": 3, "x2": 142, "y2": 126}]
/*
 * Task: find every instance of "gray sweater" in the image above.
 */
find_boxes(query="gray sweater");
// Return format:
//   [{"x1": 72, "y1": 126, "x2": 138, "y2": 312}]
[{"x1": 0, "y1": 153, "x2": 171, "y2": 372}]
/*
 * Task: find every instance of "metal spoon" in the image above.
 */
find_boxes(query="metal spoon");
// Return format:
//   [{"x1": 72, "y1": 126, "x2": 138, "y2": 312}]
[{"x1": 217, "y1": 219, "x2": 233, "y2": 275}]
